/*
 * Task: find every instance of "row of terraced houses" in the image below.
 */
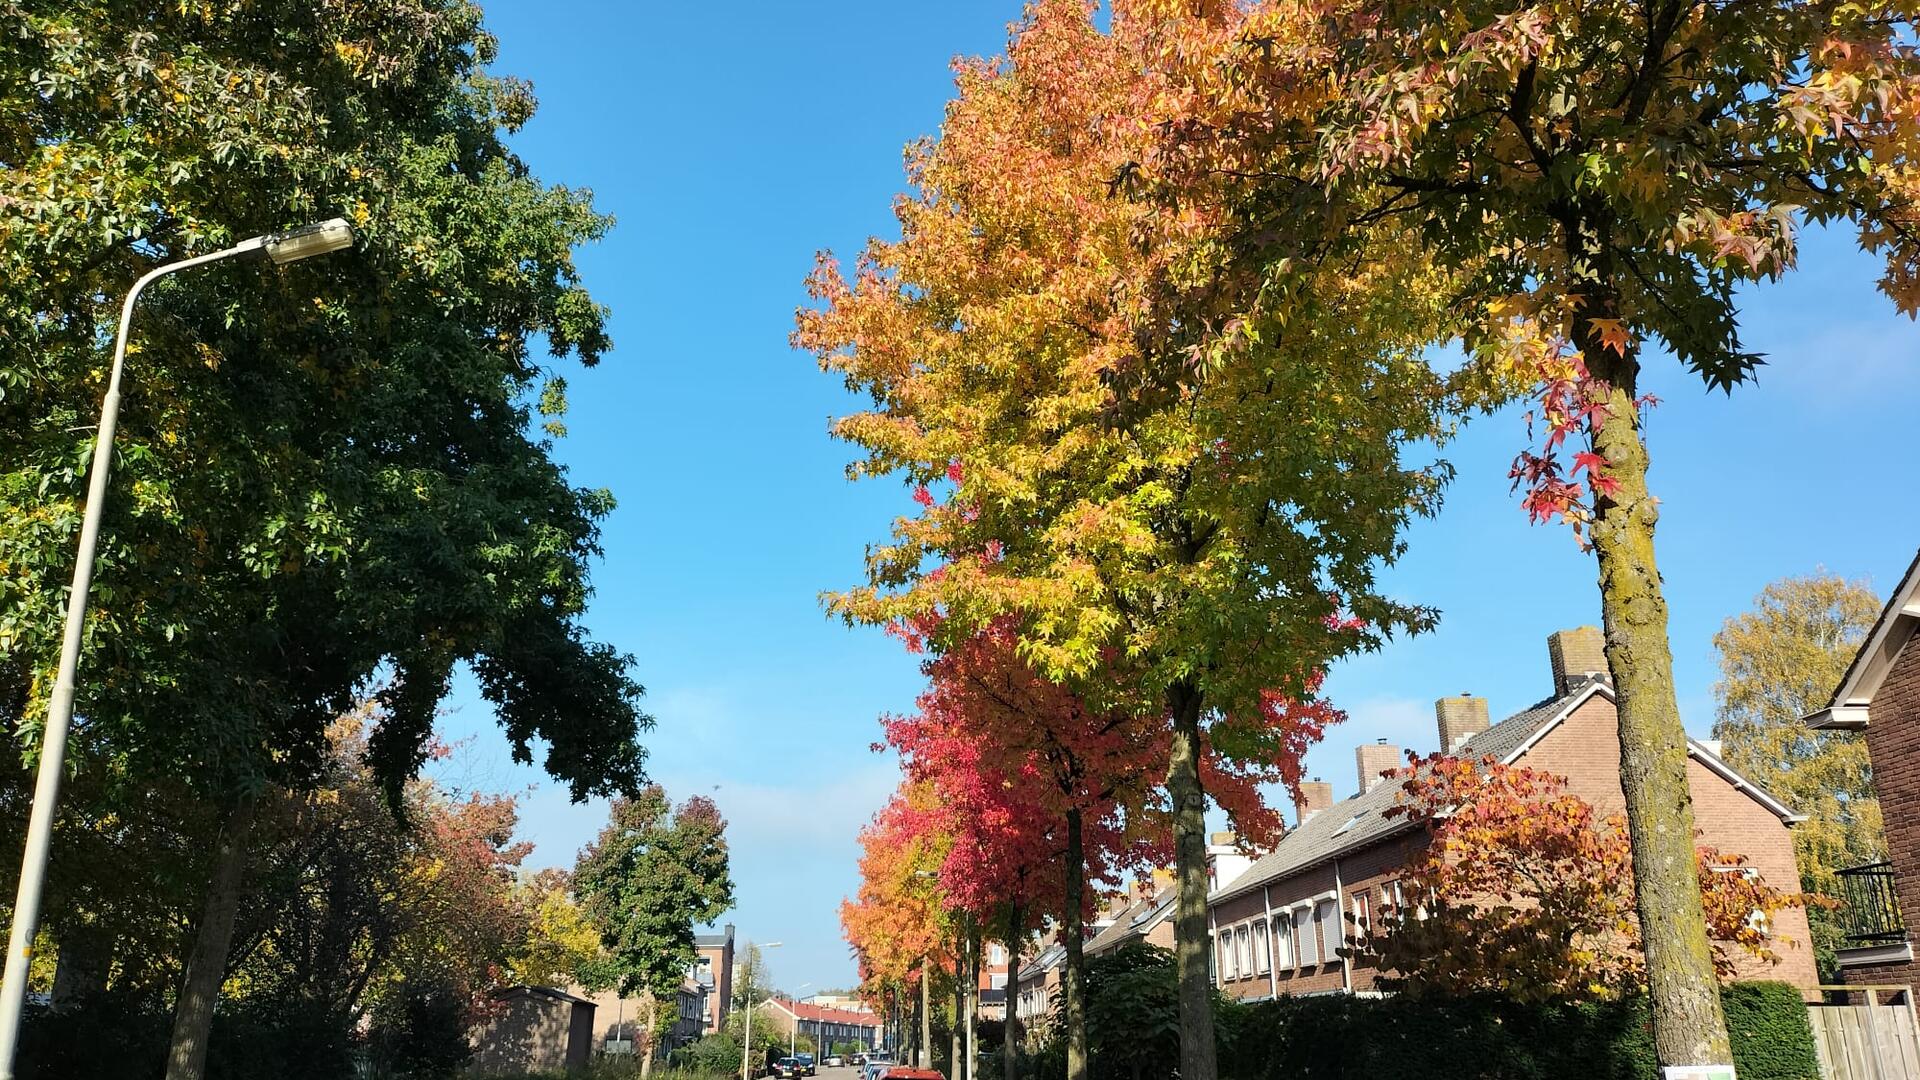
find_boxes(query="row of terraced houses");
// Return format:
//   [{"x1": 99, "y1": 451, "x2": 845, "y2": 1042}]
[{"x1": 1013, "y1": 624, "x2": 1823, "y2": 1019}]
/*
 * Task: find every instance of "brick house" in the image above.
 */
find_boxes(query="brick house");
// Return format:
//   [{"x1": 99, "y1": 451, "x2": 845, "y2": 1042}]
[
  {"x1": 762, "y1": 997, "x2": 883, "y2": 1053},
  {"x1": 1207, "y1": 627, "x2": 1818, "y2": 999},
  {"x1": 469, "y1": 985, "x2": 597, "y2": 1075},
  {"x1": 577, "y1": 977, "x2": 707, "y2": 1056},
  {"x1": 1805, "y1": 550, "x2": 1920, "y2": 981},
  {"x1": 695, "y1": 923, "x2": 735, "y2": 1034}
]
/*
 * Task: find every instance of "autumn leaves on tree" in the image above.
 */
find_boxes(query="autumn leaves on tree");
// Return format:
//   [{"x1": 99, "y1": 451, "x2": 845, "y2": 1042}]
[{"x1": 806, "y1": 0, "x2": 1920, "y2": 1076}]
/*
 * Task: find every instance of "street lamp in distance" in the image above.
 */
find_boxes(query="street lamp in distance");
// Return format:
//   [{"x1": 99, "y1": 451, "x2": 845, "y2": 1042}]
[
  {"x1": 742, "y1": 941, "x2": 783, "y2": 1080},
  {"x1": 0, "y1": 218, "x2": 358, "y2": 1080}
]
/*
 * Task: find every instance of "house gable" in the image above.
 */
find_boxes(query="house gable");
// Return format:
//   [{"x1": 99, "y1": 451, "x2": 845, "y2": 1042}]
[{"x1": 1805, "y1": 547, "x2": 1920, "y2": 730}]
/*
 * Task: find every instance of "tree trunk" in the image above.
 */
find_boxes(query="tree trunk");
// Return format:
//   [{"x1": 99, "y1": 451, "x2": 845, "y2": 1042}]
[
  {"x1": 964, "y1": 928, "x2": 978, "y2": 1080},
  {"x1": 640, "y1": 1007, "x2": 656, "y2": 1080},
  {"x1": 164, "y1": 798, "x2": 256, "y2": 1080},
  {"x1": 1003, "y1": 902, "x2": 1022, "y2": 1080},
  {"x1": 952, "y1": 954, "x2": 963, "y2": 1080},
  {"x1": 1578, "y1": 297, "x2": 1732, "y2": 1068},
  {"x1": 1062, "y1": 806, "x2": 1089, "y2": 1080},
  {"x1": 920, "y1": 963, "x2": 932, "y2": 1069},
  {"x1": 1166, "y1": 680, "x2": 1218, "y2": 1080}
]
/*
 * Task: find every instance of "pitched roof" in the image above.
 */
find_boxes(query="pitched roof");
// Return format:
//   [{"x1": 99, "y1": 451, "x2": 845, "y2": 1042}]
[
  {"x1": 497, "y1": 985, "x2": 596, "y2": 1007},
  {"x1": 1017, "y1": 941, "x2": 1066, "y2": 982},
  {"x1": 1083, "y1": 894, "x2": 1174, "y2": 956},
  {"x1": 765, "y1": 998, "x2": 881, "y2": 1027},
  {"x1": 1805, "y1": 547, "x2": 1920, "y2": 730},
  {"x1": 1210, "y1": 676, "x2": 1802, "y2": 905}
]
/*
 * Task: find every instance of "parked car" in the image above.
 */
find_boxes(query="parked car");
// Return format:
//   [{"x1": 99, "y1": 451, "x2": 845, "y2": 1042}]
[
  {"x1": 860, "y1": 1056, "x2": 895, "y2": 1080},
  {"x1": 878, "y1": 1070, "x2": 944, "y2": 1080},
  {"x1": 825, "y1": 1055, "x2": 845, "y2": 1068},
  {"x1": 794, "y1": 1052, "x2": 817, "y2": 1076},
  {"x1": 771, "y1": 1059, "x2": 801, "y2": 1079}
]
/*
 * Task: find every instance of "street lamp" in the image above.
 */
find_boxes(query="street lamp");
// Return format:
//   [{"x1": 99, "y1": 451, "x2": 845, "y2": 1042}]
[
  {"x1": 0, "y1": 219, "x2": 357, "y2": 1077},
  {"x1": 741, "y1": 941, "x2": 782, "y2": 1080},
  {"x1": 790, "y1": 982, "x2": 813, "y2": 1060}
]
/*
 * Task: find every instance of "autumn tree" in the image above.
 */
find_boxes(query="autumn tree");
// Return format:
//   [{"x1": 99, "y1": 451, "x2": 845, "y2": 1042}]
[
  {"x1": 883, "y1": 620, "x2": 1167, "y2": 1080},
  {"x1": 797, "y1": 6, "x2": 1450, "y2": 1075},
  {"x1": 0, "y1": 2, "x2": 648, "y2": 1076},
  {"x1": 1712, "y1": 572, "x2": 1884, "y2": 974},
  {"x1": 573, "y1": 787, "x2": 734, "y2": 1077},
  {"x1": 842, "y1": 783, "x2": 952, "y2": 1070},
  {"x1": 1134, "y1": 0, "x2": 1920, "y2": 1064},
  {"x1": 1365, "y1": 754, "x2": 1814, "y2": 1002}
]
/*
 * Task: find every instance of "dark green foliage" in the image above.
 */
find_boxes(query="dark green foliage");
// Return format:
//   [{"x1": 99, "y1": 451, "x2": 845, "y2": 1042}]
[
  {"x1": 16, "y1": 991, "x2": 169, "y2": 1080},
  {"x1": 363, "y1": 983, "x2": 473, "y2": 1079},
  {"x1": 1013, "y1": 943, "x2": 1815, "y2": 1080},
  {"x1": 1217, "y1": 982, "x2": 1818, "y2": 1080}
]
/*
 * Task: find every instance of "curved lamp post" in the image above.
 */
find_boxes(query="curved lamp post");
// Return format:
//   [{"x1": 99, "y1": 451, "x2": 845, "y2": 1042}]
[
  {"x1": 741, "y1": 941, "x2": 782, "y2": 1080},
  {"x1": 0, "y1": 219, "x2": 357, "y2": 1077}
]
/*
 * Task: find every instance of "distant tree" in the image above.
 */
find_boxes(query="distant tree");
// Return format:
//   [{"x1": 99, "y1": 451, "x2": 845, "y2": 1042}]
[
  {"x1": 508, "y1": 870, "x2": 603, "y2": 990},
  {"x1": 1366, "y1": 755, "x2": 1814, "y2": 1001},
  {"x1": 841, "y1": 783, "x2": 951, "y2": 1070},
  {"x1": 1712, "y1": 572, "x2": 1884, "y2": 975},
  {"x1": 573, "y1": 788, "x2": 733, "y2": 1077}
]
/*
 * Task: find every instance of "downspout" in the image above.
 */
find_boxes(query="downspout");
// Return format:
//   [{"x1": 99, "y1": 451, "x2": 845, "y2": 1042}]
[
  {"x1": 1333, "y1": 858, "x2": 1352, "y2": 994},
  {"x1": 1261, "y1": 885, "x2": 1278, "y2": 1000}
]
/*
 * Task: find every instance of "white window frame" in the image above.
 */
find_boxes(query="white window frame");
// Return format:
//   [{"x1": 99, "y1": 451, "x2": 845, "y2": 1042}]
[
  {"x1": 1253, "y1": 918, "x2": 1271, "y2": 974},
  {"x1": 1235, "y1": 925, "x2": 1252, "y2": 979},
  {"x1": 1293, "y1": 906, "x2": 1318, "y2": 967},
  {"x1": 1316, "y1": 898, "x2": 1341, "y2": 960},
  {"x1": 1217, "y1": 929, "x2": 1234, "y2": 982},
  {"x1": 1273, "y1": 914, "x2": 1293, "y2": 970},
  {"x1": 1352, "y1": 890, "x2": 1372, "y2": 941}
]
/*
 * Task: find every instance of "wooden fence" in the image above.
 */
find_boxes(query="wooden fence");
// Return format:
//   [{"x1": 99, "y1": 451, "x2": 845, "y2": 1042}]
[{"x1": 1809, "y1": 985, "x2": 1920, "y2": 1080}]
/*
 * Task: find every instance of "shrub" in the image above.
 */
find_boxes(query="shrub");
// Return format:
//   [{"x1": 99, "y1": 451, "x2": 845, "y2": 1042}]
[{"x1": 1217, "y1": 981, "x2": 1818, "y2": 1080}]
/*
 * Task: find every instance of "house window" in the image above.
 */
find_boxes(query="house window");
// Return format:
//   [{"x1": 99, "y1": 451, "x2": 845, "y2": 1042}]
[
  {"x1": 1273, "y1": 914, "x2": 1293, "y2": 970},
  {"x1": 1315, "y1": 899, "x2": 1341, "y2": 961},
  {"x1": 1352, "y1": 891, "x2": 1372, "y2": 942},
  {"x1": 1253, "y1": 919, "x2": 1271, "y2": 974},
  {"x1": 1216, "y1": 931, "x2": 1233, "y2": 983},
  {"x1": 1293, "y1": 907, "x2": 1317, "y2": 967},
  {"x1": 1235, "y1": 925, "x2": 1252, "y2": 979}
]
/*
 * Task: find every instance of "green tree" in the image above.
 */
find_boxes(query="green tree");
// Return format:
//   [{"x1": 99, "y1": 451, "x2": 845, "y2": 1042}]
[
  {"x1": 0, "y1": 1, "x2": 648, "y2": 1076},
  {"x1": 574, "y1": 787, "x2": 734, "y2": 1077},
  {"x1": 1712, "y1": 572, "x2": 1884, "y2": 976}
]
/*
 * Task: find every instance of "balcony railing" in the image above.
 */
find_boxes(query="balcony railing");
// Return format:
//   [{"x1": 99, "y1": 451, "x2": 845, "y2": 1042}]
[{"x1": 1836, "y1": 861, "x2": 1907, "y2": 945}]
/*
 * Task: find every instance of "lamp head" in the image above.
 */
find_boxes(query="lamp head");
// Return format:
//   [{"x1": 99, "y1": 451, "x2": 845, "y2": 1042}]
[{"x1": 263, "y1": 218, "x2": 355, "y2": 265}]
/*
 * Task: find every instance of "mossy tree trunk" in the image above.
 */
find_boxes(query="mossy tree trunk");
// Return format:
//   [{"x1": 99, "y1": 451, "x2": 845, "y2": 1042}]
[
  {"x1": 1062, "y1": 806, "x2": 1089, "y2": 1080},
  {"x1": 1166, "y1": 679, "x2": 1217, "y2": 1080},
  {"x1": 1573, "y1": 263, "x2": 1733, "y2": 1068}
]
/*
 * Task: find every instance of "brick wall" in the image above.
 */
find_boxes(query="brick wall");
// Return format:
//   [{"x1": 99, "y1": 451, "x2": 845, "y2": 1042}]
[
  {"x1": 1845, "y1": 638, "x2": 1920, "y2": 988},
  {"x1": 1521, "y1": 695, "x2": 1818, "y2": 990},
  {"x1": 1203, "y1": 690, "x2": 1821, "y2": 999}
]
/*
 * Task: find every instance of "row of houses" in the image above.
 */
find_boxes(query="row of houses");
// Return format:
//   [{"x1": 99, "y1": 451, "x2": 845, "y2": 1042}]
[{"x1": 1013, "y1": 625, "x2": 1821, "y2": 1018}]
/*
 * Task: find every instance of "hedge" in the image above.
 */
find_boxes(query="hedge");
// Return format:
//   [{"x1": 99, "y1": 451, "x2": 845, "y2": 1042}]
[{"x1": 1218, "y1": 980, "x2": 1819, "y2": 1080}]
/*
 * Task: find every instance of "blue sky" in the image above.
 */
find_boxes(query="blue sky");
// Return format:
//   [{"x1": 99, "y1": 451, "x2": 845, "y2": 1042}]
[{"x1": 431, "y1": 1, "x2": 1920, "y2": 992}]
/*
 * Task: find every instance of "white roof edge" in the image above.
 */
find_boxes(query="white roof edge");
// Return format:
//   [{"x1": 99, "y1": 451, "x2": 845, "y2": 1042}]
[
  {"x1": 1685, "y1": 738, "x2": 1801, "y2": 825},
  {"x1": 1500, "y1": 679, "x2": 1612, "y2": 765},
  {"x1": 1804, "y1": 705, "x2": 1871, "y2": 731},
  {"x1": 1815, "y1": 548, "x2": 1920, "y2": 714}
]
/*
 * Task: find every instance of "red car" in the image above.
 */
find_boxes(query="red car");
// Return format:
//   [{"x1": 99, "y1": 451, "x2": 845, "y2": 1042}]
[{"x1": 878, "y1": 1071, "x2": 944, "y2": 1080}]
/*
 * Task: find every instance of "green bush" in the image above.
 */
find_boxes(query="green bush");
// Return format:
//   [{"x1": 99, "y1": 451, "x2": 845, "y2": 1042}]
[{"x1": 1218, "y1": 981, "x2": 1819, "y2": 1080}]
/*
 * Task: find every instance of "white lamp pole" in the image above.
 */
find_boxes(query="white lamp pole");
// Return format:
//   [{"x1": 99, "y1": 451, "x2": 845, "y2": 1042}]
[
  {"x1": 741, "y1": 941, "x2": 781, "y2": 1080},
  {"x1": 0, "y1": 220, "x2": 356, "y2": 1078},
  {"x1": 791, "y1": 982, "x2": 812, "y2": 1060}
]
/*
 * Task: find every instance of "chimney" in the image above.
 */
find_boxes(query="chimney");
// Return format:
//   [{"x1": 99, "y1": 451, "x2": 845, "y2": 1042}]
[
  {"x1": 1356, "y1": 739, "x2": 1401, "y2": 794},
  {"x1": 1294, "y1": 778, "x2": 1334, "y2": 825},
  {"x1": 1436, "y1": 694, "x2": 1490, "y2": 753},
  {"x1": 1209, "y1": 831, "x2": 1237, "y2": 848},
  {"x1": 1548, "y1": 626, "x2": 1609, "y2": 695}
]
